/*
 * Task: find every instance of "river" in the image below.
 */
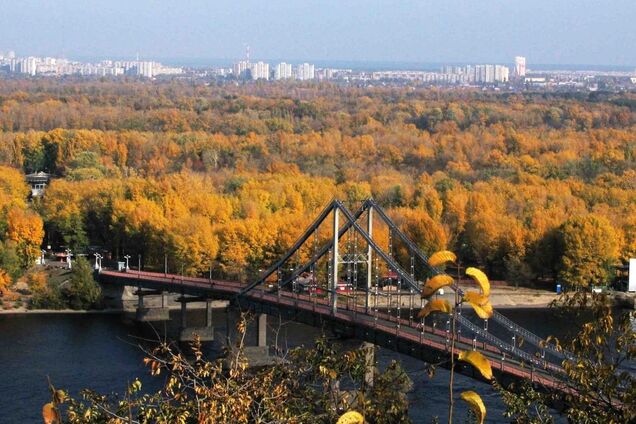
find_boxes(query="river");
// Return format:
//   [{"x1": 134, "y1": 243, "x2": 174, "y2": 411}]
[{"x1": 0, "y1": 307, "x2": 583, "y2": 423}]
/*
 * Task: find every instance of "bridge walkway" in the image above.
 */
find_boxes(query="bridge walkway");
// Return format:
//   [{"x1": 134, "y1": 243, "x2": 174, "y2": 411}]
[{"x1": 99, "y1": 269, "x2": 564, "y2": 390}]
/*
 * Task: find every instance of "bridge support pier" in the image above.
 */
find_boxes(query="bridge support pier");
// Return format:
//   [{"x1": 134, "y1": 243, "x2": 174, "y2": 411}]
[
  {"x1": 362, "y1": 341, "x2": 375, "y2": 387},
  {"x1": 135, "y1": 290, "x2": 170, "y2": 322},
  {"x1": 179, "y1": 298, "x2": 215, "y2": 342},
  {"x1": 243, "y1": 313, "x2": 271, "y2": 366}
]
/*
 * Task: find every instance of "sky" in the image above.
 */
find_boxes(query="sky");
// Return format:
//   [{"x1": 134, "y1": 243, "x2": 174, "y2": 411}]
[{"x1": 0, "y1": 0, "x2": 634, "y2": 67}]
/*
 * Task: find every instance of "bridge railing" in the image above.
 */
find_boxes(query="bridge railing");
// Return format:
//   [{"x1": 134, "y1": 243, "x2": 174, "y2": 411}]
[
  {"x1": 365, "y1": 198, "x2": 567, "y2": 361},
  {"x1": 236, "y1": 198, "x2": 565, "y2": 371}
]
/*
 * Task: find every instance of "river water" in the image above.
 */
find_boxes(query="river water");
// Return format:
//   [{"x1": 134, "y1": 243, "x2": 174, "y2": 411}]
[{"x1": 0, "y1": 308, "x2": 582, "y2": 423}]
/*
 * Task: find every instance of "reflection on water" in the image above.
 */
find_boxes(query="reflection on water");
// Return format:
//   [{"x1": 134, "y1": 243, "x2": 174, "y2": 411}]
[{"x1": 0, "y1": 307, "x2": 614, "y2": 423}]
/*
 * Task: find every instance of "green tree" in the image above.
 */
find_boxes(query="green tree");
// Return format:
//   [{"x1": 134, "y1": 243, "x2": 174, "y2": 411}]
[
  {"x1": 58, "y1": 213, "x2": 89, "y2": 253},
  {"x1": 557, "y1": 215, "x2": 620, "y2": 289},
  {"x1": 65, "y1": 257, "x2": 101, "y2": 310},
  {"x1": 0, "y1": 240, "x2": 22, "y2": 280}
]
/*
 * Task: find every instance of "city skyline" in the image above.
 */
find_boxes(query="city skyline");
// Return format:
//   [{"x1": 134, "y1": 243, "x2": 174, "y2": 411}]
[{"x1": 0, "y1": 0, "x2": 635, "y2": 68}]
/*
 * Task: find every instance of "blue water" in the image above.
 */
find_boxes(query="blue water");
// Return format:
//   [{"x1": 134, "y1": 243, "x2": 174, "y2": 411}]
[{"x1": 0, "y1": 308, "x2": 579, "y2": 423}]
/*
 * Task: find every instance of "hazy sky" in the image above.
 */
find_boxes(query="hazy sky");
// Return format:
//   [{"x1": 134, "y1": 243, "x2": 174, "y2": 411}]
[{"x1": 1, "y1": 0, "x2": 634, "y2": 66}]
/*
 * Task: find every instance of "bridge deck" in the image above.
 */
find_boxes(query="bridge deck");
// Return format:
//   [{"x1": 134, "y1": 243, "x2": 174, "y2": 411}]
[{"x1": 99, "y1": 269, "x2": 564, "y2": 389}]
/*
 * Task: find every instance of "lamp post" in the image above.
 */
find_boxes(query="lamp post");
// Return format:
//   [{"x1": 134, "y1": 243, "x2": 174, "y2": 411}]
[
  {"x1": 65, "y1": 249, "x2": 73, "y2": 270},
  {"x1": 124, "y1": 255, "x2": 131, "y2": 271}
]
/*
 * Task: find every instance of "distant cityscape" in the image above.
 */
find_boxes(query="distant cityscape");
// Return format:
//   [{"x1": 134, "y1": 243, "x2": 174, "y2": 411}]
[{"x1": 1, "y1": 49, "x2": 635, "y2": 91}]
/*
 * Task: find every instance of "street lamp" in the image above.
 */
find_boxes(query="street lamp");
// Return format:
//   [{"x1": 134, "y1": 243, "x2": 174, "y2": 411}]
[
  {"x1": 124, "y1": 255, "x2": 131, "y2": 271},
  {"x1": 65, "y1": 249, "x2": 73, "y2": 270},
  {"x1": 94, "y1": 253, "x2": 103, "y2": 271}
]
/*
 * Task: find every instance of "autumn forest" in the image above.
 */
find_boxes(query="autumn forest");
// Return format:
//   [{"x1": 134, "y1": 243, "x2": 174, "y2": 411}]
[{"x1": 0, "y1": 80, "x2": 635, "y2": 295}]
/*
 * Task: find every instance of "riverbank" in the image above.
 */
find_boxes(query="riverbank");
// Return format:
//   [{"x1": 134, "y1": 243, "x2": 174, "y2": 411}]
[
  {"x1": 0, "y1": 307, "x2": 123, "y2": 315},
  {"x1": 2, "y1": 287, "x2": 633, "y2": 314}
]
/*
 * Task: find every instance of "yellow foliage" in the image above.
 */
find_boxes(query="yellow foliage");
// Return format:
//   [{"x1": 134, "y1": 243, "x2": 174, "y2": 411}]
[
  {"x1": 42, "y1": 402, "x2": 59, "y2": 424},
  {"x1": 460, "y1": 391, "x2": 486, "y2": 424},
  {"x1": 458, "y1": 351, "x2": 493, "y2": 380},
  {"x1": 464, "y1": 267, "x2": 490, "y2": 297},
  {"x1": 463, "y1": 291, "x2": 494, "y2": 319},
  {"x1": 421, "y1": 274, "x2": 454, "y2": 298},
  {"x1": 6, "y1": 207, "x2": 44, "y2": 267},
  {"x1": 336, "y1": 411, "x2": 364, "y2": 424},
  {"x1": 27, "y1": 271, "x2": 48, "y2": 292},
  {"x1": 427, "y1": 250, "x2": 457, "y2": 268},
  {"x1": 417, "y1": 299, "x2": 452, "y2": 318},
  {"x1": 0, "y1": 269, "x2": 11, "y2": 295},
  {"x1": 0, "y1": 166, "x2": 29, "y2": 216}
]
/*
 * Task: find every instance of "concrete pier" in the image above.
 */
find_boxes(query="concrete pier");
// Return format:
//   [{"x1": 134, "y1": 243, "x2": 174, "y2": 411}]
[
  {"x1": 362, "y1": 341, "x2": 375, "y2": 387},
  {"x1": 179, "y1": 298, "x2": 215, "y2": 342},
  {"x1": 243, "y1": 313, "x2": 272, "y2": 366},
  {"x1": 135, "y1": 290, "x2": 170, "y2": 322}
]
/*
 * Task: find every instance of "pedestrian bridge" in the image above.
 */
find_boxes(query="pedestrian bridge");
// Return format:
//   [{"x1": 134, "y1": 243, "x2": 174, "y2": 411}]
[{"x1": 98, "y1": 199, "x2": 569, "y2": 389}]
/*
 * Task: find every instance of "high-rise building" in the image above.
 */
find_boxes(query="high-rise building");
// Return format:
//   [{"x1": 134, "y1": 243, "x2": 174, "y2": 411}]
[
  {"x1": 296, "y1": 63, "x2": 315, "y2": 80},
  {"x1": 232, "y1": 60, "x2": 250, "y2": 78},
  {"x1": 515, "y1": 56, "x2": 526, "y2": 78},
  {"x1": 136, "y1": 61, "x2": 154, "y2": 78},
  {"x1": 274, "y1": 62, "x2": 293, "y2": 80},
  {"x1": 17, "y1": 57, "x2": 37, "y2": 76},
  {"x1": 494, "y1": 65, "x2": 509, "y2": 82},
  {"x1": 249, "y1": 61, "x2": 269, "y2": 80}
]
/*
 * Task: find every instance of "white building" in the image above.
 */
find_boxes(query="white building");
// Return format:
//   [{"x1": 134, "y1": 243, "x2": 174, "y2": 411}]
[
  {"x1": 249, "y1": 61, "x2": 270, "y2": 80},
  {"x1": 296, "y1": 63, "x2": 315, "y2": 80},
  {"x1": 515, "y1": 56, "x2": 527, "y2": 78},
  {"x1": 137, "y1": 61, "x2": 154, "y2": 78},
  {"x1": 494, "y1": 65, "x2": 510, "y2": 82},
  {"x1": 17, "y1": 57, "x2": 38, "y2": 76},
  {"x1": 274, "y1": 62, "x2": 293, "y2": 80},
  {"x1": 233, "y1": 60, "x2": 250, "y2": 78}
]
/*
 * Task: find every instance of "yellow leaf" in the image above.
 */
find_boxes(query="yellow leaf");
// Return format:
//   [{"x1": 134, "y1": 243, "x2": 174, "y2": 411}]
[
  {"x1": 460, "y1": 391, "x2": 486, "y2": 424},
  {"x1": 463, "y1": 291, "x2": 494, "y2": 319},
  {"x1": 471, "y1": 301, "x2": 494, "y2": 319},
  {"x1": 465, "y1": 267, "x2": 490, "y2": 297},
  {"x1": 417, "y1": 299, "x2": 452, "y2": 318},
  {"x1": 336, "y1": 411, "x2": 364, "y2": 424},
  {"x1": 42, "y1": 402, "x2": 59, "y2": 424},
  {"x1": 427, "y1": 250, "x2": 457, "y2": 268},
  {"x1": 458, "y1": 350, "x2": 493, "y2": 380},
  {"x1": 462, "y1": 291, "x2": 488, "y2": 305},
  {"x1": 421, "y1": 274, "x2": 454, "y2": 298}
]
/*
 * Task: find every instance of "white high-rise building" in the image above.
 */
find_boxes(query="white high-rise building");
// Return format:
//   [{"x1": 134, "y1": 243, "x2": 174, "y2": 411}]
[
  {"x1": 296, "y1": 63, "x2": 315, "y2": 80},
  {"x1": 137, "y1": 61, "x2": 154, "y2": 78},
  {"x1": 515, "y1": 56, "x2": 526, "y2": 78},
  {"x1": 494, "y1": 65, "x2": 509, "y2": 82},
  {"x1": 249, "y1": 61, "x2": 269, "y2": 80},
  {"x1": 17, "y1": 57, "x2": 37, "y2": 76},
  {"x1": 232, "y1": 60, "x2": 250, "y2": 78},
  {"x1": 274, "y1": 62, "x2": 293, "y2": 80}
]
